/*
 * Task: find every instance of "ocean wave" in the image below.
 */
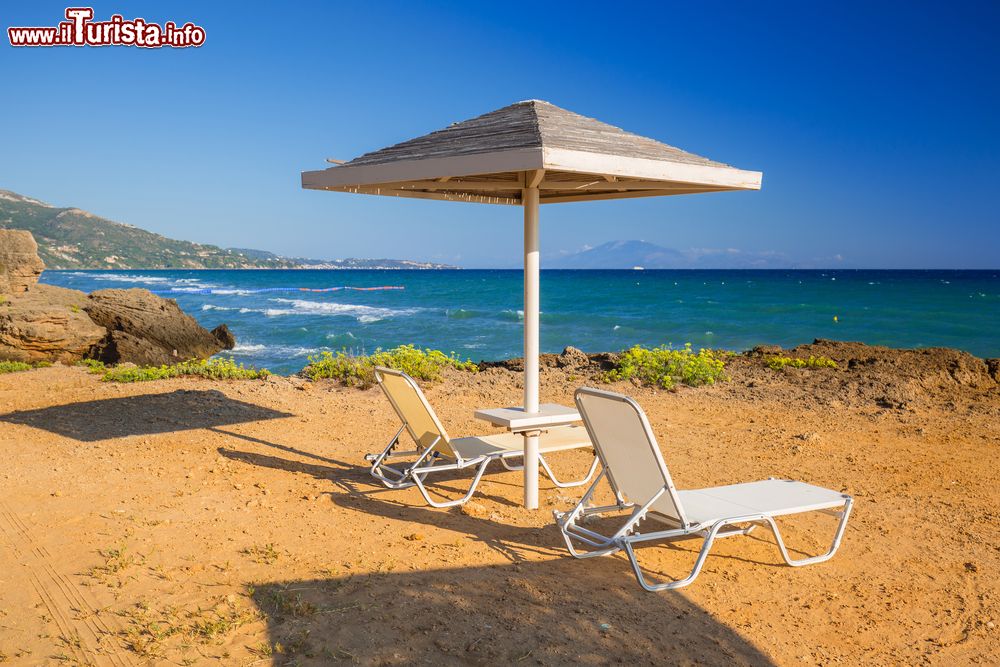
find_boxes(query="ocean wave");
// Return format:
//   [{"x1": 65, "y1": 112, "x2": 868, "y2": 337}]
[
  {"x1": 264, "y1": 298, "x2": 419, "y2": 323},
  {"x1": 66, "y1": 272, "x2": 223, "y2": 291},
  {"x1": 85, "y1": 273, "x2": 171, "y2": 284},
  {"x1": 230, "y1": 343, "x2": 324, "y2": 357}
]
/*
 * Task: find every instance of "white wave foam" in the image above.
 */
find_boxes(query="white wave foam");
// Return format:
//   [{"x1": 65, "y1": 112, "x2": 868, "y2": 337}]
[
  {"x1": 232, "y1": 343, "x2": 267, "y2": 353},
  {"x1": 86, "y1": 273, "x2": 171, "y2": 284},
  {"x1": 231, "y1": 343, "x2": 323, "y2": 357},
  {"x1": 265, "y1": 298, "x2": 418, "y2": 323}
]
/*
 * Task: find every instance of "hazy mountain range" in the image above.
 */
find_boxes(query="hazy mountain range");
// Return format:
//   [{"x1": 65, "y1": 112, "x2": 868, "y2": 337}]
[{"x1": 0, "y1": 189, "x2": 456, "y2": 270}]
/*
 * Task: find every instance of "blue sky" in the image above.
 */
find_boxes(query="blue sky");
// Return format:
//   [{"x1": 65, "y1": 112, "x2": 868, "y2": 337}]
[{"x1": 2, "y1": 1, "x2": 998, "y2": 268}]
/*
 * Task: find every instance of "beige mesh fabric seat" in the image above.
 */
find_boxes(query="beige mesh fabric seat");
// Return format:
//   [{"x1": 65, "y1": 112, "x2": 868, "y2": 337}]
[
  {"x1": 555, "y1": 387, "x2": 853, "y2": 591},
  {"x1": 367, "y1": 367, "x2": 598, "y2": 507}
]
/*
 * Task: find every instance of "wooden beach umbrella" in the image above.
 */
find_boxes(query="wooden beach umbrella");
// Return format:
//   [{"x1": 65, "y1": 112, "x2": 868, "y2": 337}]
[{"x1": 302, "y1": 100, "x2": 762, "y2": 509}]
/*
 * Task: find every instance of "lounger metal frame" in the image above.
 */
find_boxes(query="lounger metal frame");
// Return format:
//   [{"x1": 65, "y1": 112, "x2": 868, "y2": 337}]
[
  {"x1": 367, "y1": 368, "x2": 598, "y2": 508},
  {"x1": 554, "y1": 387, "x2": 853, "y2": 591}
]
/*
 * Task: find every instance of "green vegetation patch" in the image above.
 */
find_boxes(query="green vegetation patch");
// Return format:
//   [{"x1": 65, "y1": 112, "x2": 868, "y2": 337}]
[
  {"x1": 0, "y1": 360, "x2": 51, "y2": 374},
  {"x1": 603, "y1": 344, "x2": 730, "y2": 390},
  {"x1": 765, "y1": 355, "x2": 838, "y2": 370},
  {"x1": 304, "y1": 344, "x2": 477, "y2": 387},
  {"x1": 76, "y1": 358, "x2": 107, "y2": 374},
  {"x1": 100, "y1": 357, "x2": 270, "y2": 383}
]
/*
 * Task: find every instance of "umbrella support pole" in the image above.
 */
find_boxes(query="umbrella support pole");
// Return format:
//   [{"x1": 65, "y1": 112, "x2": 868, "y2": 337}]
[{"x1": 523, "y1": 184, "x2": 541, "y2": 509}]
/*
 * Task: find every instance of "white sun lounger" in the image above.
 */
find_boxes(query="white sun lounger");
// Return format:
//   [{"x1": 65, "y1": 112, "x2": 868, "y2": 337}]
[
  {"x1": 366, "y1": 367, "x2": 598, "y2": 507},
  {"x1": 555, "y1": 387, "x2": 853, "y2": 591}
]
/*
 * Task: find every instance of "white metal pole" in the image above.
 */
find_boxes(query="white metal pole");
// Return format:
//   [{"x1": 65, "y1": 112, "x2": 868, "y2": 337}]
[{"x1": 522, "y1": 185, "x2": 540, "y2": 509}]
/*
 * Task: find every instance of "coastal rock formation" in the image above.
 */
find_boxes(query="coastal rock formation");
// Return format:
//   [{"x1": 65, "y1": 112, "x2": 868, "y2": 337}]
[
  {"x1": 0, "y1": 284, "x2": 106, "y2": 363},
  {"x1": 0, "y1": 230, "x2": 236, "y2": 365},
  {"x1": 211, "y1": 323, "x2": 237, "y2": 350},
  {"x1": 0, "y1": 230, "x2": 45, "y2": 293},
  {"x1": 556, "y1": 345, "x2": 590, "y2": 369},
  {"x1": 736, "y1": 339, "x2": 998, "y2": 410},
  {"x1": 85, "y1": 289, "x2": 235, "y2": 366}
]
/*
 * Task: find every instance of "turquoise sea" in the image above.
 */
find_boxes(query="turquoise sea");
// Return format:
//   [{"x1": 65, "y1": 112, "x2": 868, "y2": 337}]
[{"x1": 40, "y1": 269, "x2": 1000, "y2": 374}]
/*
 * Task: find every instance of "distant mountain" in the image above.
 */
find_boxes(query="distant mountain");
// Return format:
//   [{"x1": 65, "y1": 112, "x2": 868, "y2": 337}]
[
  {"x1": 549, "y1": 240, "x2": 794, "y2": 269},
  {"x1": 0, "y1": 189, "x2": 458, "y2": 270}
]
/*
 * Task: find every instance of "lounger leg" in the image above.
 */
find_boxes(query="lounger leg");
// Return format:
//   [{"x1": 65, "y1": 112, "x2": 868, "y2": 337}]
[
  {"x1": 366, "y1": 425, "x2": 421, "y2": 489},
  {"x1": 621, "y1": 520, "x2": 729, "y2": 592},
  {"x1": 538, "y1": 454, "x2": 600, "y2": 488},
  {"x1": 410, "y1": 457, "x2": 492, "y2": 508},
  {"x1": 762, "y1": 498, "x2": 853, "y2": 567},
  {"x1": 554, "y1": 469, "x2": 629, "y2": 558},
  {"x1": 499, "y1": 457, "x2": 523, "y2": 471}
]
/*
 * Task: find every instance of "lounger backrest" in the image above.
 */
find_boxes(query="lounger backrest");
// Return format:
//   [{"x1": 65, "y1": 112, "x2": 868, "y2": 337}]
[
  {"x1": 575, "y1": 387, "x2": 688, "y2": 526},
  {"x1": 375, "y1": 367, "x2": 455, "y2": 459}
]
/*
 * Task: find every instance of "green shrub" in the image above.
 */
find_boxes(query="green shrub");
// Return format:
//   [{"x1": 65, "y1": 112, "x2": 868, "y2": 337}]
[
  {"x1": 0, "y1": 360, "x2": 34, "y2": 374},
  {"x1": 765, "y1": 355, "x2": 838, "y2": 371},
  {"x1": 304, "y1": 345, "x2": 477, "y2": 387},
  {"x1": 76, "y1": 359, "x2": 107, "y2": 374},
  {"x1": 101, "y1": 357, "x2": 270, "y2": 383},
  {"x1": 602, "y1": 344, "x2": 729, "y2": 390},
  {"x1": 0, "y1": 360, "x2": 53, "y2": 374}
]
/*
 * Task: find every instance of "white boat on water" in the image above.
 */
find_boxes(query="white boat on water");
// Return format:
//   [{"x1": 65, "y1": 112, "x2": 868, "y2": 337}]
[{"x1": 632, "y1": 266, "x2": 645, "y2": 271}]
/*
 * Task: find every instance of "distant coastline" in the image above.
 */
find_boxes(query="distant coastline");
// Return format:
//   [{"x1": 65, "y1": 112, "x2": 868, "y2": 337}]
[{"x1": 0, "y1": 189, "x2": 456, "y2": 271}]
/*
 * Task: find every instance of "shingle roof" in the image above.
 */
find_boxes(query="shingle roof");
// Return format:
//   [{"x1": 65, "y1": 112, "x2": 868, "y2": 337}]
[
  {"x1": 302, "y1": 100, "x2": 760, "y2": 205},
  {"x1": 345, "y1": 100, "x2": 730, "y2": 169}
]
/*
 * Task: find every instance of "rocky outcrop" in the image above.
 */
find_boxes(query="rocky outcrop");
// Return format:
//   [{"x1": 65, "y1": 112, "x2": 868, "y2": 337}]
[
  {"x1": 0, "y1": 231, "x2": 236, "y2": 365},
  {"x1": 85, "y1": 289, "x2": 234, "y2": 366},
  {"x1": 736, "y1": 339, "x2": 998, "y2": 410},
  {"x1": 0, "y1": 230, "x2": 45, "y2": 293},
  {"x1": 211, "y1": 324, "x2": 236, "y2": 350},
  {"x1": 0, "y1": 284, "x2": 106, "y2": 363}
]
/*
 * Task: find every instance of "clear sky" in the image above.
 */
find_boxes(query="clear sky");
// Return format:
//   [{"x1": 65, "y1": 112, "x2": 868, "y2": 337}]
[{"x1": 2, "y1": 1, "x2": 998, "y2": 268}]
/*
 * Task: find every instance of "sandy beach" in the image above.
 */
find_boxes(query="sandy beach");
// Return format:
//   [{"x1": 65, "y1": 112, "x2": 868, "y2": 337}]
[{"x1": 0, "y1": 340, "x2": 997, "y2": 665}]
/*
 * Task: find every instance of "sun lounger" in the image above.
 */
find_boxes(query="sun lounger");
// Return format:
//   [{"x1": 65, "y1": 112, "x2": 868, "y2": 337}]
[
  {"x1": 554, "y1": 387, "x2": 853, "y2": 591},
  {"x1": 366, "y1": 367, "x2": 598, "y2": 507}
]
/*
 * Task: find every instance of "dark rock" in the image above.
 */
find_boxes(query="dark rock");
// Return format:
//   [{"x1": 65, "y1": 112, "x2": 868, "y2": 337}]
[
  {"x1": 0, "y1": 284, "x2": 105, "y2": 363},
  {"x1": 211, "y1": 323, "x2": 236, "y2": 349},
  {"x1": 478, "y1": 357, "x2": 522, "y2": 371},
  {"x1": 588, "y1": 351, "x2": 620, "y2": 371},
  {"x1": 85, "y1": 288, "x2": 225, "y2": 365},
  {"x1": 988, "y1": 359, "x2": 1000, "y2": 383},
  {"x1": 0, "y1": 230, "x2": 45, "y2": 293}
]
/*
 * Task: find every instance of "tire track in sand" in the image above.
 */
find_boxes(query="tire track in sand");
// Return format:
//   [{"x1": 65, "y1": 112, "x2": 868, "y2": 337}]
[{"x1": 0, "y1": 501, "x2": 133, "y2": 667}]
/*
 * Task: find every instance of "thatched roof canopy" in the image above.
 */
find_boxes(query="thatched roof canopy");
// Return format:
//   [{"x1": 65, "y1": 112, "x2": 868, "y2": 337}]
[{"x1": 301, "y1": 100, "x2": 762, "y2": 205}]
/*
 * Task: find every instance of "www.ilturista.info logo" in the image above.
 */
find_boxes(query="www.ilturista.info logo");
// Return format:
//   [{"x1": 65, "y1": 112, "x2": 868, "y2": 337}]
[{"x1": 8, "y1": 7, "x2": 205, "y2": 48}]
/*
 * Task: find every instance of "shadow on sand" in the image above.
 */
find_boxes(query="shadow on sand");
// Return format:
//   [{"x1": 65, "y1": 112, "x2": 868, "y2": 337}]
[
  {"x1": 0, "y1": 389, "x2": 292, "y2": 441},
  {"x1": 250, "y1": 558, "x2": 776, "y2": 665}
]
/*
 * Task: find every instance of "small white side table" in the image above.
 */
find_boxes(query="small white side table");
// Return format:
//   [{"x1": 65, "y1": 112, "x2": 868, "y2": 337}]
[
  {"x1": 474, "y1": 404, "x2": 582, "y2": 508},
  {"x1": 474, "y1": 403, "x2": 581, "y2": 433}
]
